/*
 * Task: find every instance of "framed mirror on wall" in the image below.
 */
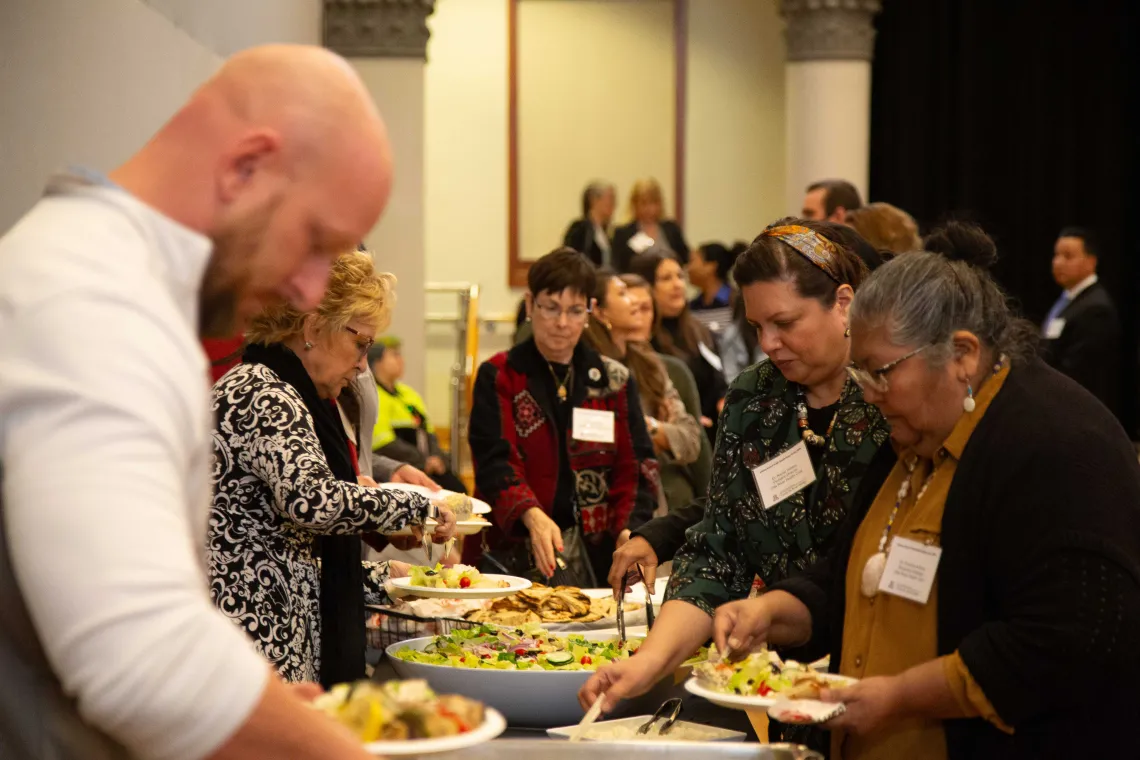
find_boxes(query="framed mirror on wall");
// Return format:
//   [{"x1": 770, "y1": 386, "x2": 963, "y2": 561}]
[{"x1": 508, "y1": 0, "x2": 688, "y2": 287}]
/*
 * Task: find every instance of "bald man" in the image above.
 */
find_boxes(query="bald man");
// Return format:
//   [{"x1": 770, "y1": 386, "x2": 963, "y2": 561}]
[{"x1": 0, "y1": 46, "x2": 391, "y2": 760}]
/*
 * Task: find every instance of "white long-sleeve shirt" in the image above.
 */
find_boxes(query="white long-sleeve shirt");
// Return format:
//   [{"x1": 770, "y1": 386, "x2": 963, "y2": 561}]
[{"x1": 0, "y1": 171, "x2": 268, "y2": 760}]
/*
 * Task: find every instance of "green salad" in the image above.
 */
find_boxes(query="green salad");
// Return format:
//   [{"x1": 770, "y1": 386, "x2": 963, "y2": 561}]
[{"x1": 393, "y1": 624, "x2": 643, "y2": 671}]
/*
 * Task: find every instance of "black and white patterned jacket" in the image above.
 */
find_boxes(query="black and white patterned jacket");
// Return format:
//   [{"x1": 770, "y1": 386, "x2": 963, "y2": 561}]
[{"x1": 208, "y1": 363, "x2": 428, "y2": 682}]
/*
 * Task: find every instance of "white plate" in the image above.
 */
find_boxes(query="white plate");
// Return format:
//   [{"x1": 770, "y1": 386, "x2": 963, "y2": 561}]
[
  {"x1": 387, "y1": 519, "x2": 490, "y2": 537},
  {"x1": 376, "y1": 484, "x2": 491, "y2": 515},
  {"x1": 364, "y1": 707, "x2": 506, "y2": 755},
  {"x1": 547, "y1": 716, "x2": 746, "y2": 742},
  {"x1": 390, "y1": 574, "x2": 531, "y2": 599},
  {"x1": 683, "y1": 673, "x2": 857, "y2": 711}
]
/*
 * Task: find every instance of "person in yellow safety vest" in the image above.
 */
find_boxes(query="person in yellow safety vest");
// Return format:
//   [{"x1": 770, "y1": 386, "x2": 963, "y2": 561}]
[{"x1": 368, "y1": 337, "x2": 468, "y2": 495}]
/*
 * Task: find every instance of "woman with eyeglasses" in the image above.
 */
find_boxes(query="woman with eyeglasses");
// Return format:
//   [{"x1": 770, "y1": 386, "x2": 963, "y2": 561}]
[
  {"x1": 582, "y1": 219, "x2": 892, "y2": 719},
  {"x1": 709, "y1": 223, "x2": 1140, "y2": 759},
  {"x1": 465, "y1": 248, "x2": 658, "y2": 586},
  {"x1": 208, "y1": 251, "x2": 457, "y2": 687}
]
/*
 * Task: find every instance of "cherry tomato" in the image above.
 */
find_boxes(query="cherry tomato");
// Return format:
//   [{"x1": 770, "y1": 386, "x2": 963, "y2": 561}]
[
  {"x1": 459, "y1": 576, "x2": 472, "y2": 589},
  {"x1": 757, "y1": 683, "x2": 772, "y2": 696},
  {"x1": 514, "y1": 647, "x2": 528, "y2": 656},
  {"x1": 580, "y1": 655, "x2": 592, "y2": 665}
]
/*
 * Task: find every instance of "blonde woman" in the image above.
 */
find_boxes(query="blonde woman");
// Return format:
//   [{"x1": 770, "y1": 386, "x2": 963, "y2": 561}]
[
  {"x1": 208, "y1": 251, "x2": 456, "y2": 687},
  {"x1": 613, "y1": 177, "x2": 690, "y2": 272}
]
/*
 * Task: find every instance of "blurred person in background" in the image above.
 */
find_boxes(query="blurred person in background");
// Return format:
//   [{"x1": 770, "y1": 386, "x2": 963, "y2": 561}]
[
  {"x1": 630, "y1": 252, "x2": 726, "y2": 439},
  {"x1": 846, "y1": 202, "x2": 923, "y2": 257},
  {"x1": 369, "y1": 336, "x2": 468, "y2": 495},
  {"x1": 584, "y1": 269, "x2": 705, "y2": 516},
  {"x1": 613, "y1": 178, "x2": 690, "y2": 272},
  {"x1": 687, "y1": 241, "x2": 746, "y2": 337},
  {"x1": 802, "y1": 178, "x2": 863, "y2": 223},
  {"x1": 563, "y1": 180, "x2": 616, "y2": 267},
  {"x1": 1041, "y1": 226, "x2": 1122, "y2": 418}
]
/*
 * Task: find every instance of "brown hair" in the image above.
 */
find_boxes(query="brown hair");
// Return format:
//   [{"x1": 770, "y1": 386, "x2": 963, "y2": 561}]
[
  {"x1": 585, "y1": 269, "x2": 669, "y2": 417},
  {"x1": 845, "y1": 202, "x2": 922, "y2": 256},
  {"x1": 805, "y1": 179, "x2": 863, "y2": 217},
  {"x1": 628, "y1": 252, "x2": 711, "y2": 361},
  {"x1": 528, "y1": 246, "x2": 597, "y2": 299},
  {"x1": 732, "y1": 218, "x2": 879, "y2": 307},
  {"x1": 246, "y1": 250, "x2": 395, "y2": 345}
]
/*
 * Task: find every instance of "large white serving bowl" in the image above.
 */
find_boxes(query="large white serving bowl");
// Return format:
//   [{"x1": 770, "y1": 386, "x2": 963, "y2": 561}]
[{"x1": 386, "y1": 631, "x2": 652, "y2": 727}]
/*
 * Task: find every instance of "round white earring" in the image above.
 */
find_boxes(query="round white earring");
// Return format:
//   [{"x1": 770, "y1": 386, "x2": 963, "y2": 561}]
[
  {"x1": 304, "y1": 341, "x2": 313, "y2": 351},
  {"x1": 963, "y1": 384, "x2": 976, "y2": 413}
]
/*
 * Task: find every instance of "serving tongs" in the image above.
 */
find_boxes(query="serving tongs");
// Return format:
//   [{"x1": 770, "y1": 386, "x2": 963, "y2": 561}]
[
  {"x1": 637, "y1": 564, "x2": 655, "y2": 630},
  {"x1": 636, "y1": 697, "x2": 683, "y2": 736}
]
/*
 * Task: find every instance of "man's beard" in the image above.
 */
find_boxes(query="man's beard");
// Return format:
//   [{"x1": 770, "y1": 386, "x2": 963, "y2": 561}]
[{"x1": 198, "y1": 198, "x2": 280, "y2": 338}]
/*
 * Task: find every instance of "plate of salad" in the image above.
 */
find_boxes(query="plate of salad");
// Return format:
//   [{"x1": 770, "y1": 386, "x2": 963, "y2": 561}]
[
  {"x1": 387, "y1": 626, "x2": 652, "y2": 726},
  {"x1": 390, "y1": 564, "x2": 531, "y2": 599},
  {"x1": 684, "y1": 647, "x2": 856, "y2": 710}
]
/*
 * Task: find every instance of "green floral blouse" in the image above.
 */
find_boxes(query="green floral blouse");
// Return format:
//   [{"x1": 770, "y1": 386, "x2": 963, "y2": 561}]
[{"x1": 667, "y1": 360, "x2": 890, "y2": 616}]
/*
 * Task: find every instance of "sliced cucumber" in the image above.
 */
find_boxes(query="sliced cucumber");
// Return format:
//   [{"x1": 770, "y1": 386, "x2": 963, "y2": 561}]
[{"x1": 545, "y1": 651, "x2": 574, "y2": 666}]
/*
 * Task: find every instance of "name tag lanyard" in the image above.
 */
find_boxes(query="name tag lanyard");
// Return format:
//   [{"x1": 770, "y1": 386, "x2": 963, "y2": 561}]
[{"x1": 860, "y1": 457, "x2": 940, "y2": 598}]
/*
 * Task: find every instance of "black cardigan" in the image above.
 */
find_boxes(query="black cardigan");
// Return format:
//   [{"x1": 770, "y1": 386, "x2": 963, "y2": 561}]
[
  {"x1": 775, "y1": 358, "x2": 1140, "y2": 760},
  {"x1": 612, "y1": 219, "x2": 689, "y2": 272},
  {"x1": 562, "y1": 219, "x2": 611, "y2": 268}
]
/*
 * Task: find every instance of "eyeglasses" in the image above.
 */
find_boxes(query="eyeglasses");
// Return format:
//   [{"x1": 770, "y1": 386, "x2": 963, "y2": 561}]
[
  {"x1": 533, "y1": 300, "x2": 590, "y2": 324},
  {"x1": 344, "y1": 325, "x2": 374, "y2": 362},
  {"x1": 846, "y1": 345, "x2": 929, "y2": 393}
]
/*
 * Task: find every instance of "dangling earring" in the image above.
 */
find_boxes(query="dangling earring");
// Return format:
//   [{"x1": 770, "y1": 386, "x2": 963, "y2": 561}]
[
  {"x1": 963, "y1": 384, "x2": 976, "y2": 413},
  {"x1": 844, "y1": 326, "x2": 851, "y2": 338},
  {"x1": 304, "y1": 341, "x2": 313, "y2": 351}
]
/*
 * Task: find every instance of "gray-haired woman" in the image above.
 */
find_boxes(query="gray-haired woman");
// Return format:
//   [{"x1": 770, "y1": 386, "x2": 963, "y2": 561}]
[
  {"x1": 562, "y1": 180, "x2": 616, "y2": 267},
  {"x1": 711, "y1": 222, "x2": 1140, "y2": 760}
]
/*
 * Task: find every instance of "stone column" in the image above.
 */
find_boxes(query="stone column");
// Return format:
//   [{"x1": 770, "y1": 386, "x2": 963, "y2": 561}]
[
  {"x1": 324, "y1": 0, "x2": 435, "y2": 391},
  {"x1": 780, "y1": 0, "x2": 880, "y2": 215}
]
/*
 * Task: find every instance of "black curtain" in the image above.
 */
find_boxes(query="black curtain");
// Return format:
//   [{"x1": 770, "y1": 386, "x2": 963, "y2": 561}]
[{"x1": 869, "y1": 0, "x2": 1140, "y2": 436}]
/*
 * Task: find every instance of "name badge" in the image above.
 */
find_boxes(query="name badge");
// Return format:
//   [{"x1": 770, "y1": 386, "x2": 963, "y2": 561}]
[
  {"x1": 572, "y1": 408, "x2": 615, "y2": 443},
  {"x1": 1045, "y1": 318, "x2": 1066, "y2": 340},
  {"x1": 750, "y1": 441, "x2": 816, "y2": 509},
  {"x1": 878, "y1": 536, "x2": 942, "y2": 604}
]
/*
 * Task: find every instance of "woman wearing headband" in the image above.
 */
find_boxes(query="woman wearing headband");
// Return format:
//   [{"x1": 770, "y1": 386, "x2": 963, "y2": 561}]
[{"x1": 581, "y1": 219, "x2": 894, "y2": 714}]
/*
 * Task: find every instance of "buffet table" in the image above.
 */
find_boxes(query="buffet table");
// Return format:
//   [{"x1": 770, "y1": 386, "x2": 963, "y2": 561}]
[{"x1": 398, "y1": 740, "x2": 816, "y2": 760}]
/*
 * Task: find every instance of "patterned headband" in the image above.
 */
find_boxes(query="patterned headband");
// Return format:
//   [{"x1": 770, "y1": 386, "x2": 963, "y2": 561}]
[{"x1": 762, "y1": 224, "x2": 846, "y2": 284}]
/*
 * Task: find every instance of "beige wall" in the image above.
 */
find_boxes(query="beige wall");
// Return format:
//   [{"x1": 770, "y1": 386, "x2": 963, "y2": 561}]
[
  {"x1": 141, "y1": 0, "x2": 321, "y2": 56},
  {"x1": 685, "y1": 0, "x2": 787, "y2": 244},
  {"x1": 422, "y1": 0, "x2": 786, "y2": 421},
  {"x1": 355, "y1": 59, "x2": 429, "y2": 393},
  {"x1": 0, "y1": 0, "x2": 323, "y2": 232},
  {"x1": 0, "y1": 0, "x2": 221, "y2": 230},
  {"x1": 517, "y1": 0, "x2": 676, "y2": 260},
  {"x1": 423, "y1": 0, "x2": 517, "y2": 419}
]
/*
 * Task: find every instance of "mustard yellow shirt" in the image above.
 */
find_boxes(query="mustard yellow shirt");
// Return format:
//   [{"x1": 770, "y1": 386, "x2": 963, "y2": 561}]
[{"x1": 835, "y1": 363, "x2": 1012, "y2": 760}]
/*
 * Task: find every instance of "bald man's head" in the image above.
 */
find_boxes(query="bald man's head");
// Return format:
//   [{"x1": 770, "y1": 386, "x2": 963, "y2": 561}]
[{"x1": 113, "y1": 44, "x2": 393, "y2": 337}]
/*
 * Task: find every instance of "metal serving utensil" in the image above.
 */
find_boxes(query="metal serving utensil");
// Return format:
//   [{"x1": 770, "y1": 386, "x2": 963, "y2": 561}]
[
  {"x1": 637, "y1": 564, "x2": 655, "y2": 630},
  {"x1": 636, "y1": 697, "x2": 683, "y2": 736}
]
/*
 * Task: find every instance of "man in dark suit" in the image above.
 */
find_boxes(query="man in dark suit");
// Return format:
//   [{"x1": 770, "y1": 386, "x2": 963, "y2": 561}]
[
  {"x1": 801, "y1": 178, "x2": 863, "y2": 223},
  {"x1": 1041, "y1": 227, "x2": 1122, "y2": 416}
]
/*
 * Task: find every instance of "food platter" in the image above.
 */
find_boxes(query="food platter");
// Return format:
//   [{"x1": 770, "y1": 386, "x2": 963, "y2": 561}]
[
  {"x1": 364, "y1": 708, "x2": 506, "y2": 756},
  {"x1": 546, "y1": 716, "x2": 746, "y2": 743},
  {"x1": 386, "y1": 629, "x2": 668, "y2": 727},
  {"x1": 390, "y1": 573, "x2": 531, "y2": 600},
  {"x1": 465, "y1": 584, "x2": 639, "y2": 627}
]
